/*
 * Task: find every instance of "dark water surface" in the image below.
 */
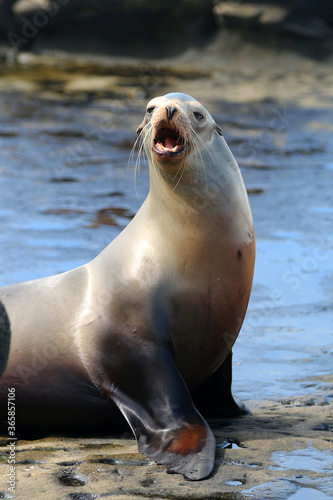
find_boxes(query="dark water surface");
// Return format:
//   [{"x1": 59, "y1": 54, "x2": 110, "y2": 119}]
[{"x1": 0, "y1": 58, "x2": 332, "y2": 406}]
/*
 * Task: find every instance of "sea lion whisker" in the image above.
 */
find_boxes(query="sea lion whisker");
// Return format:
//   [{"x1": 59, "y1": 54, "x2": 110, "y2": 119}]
[
  {"x1": 191, "y1": 138, "x2": 204, "y2": 183},
  {"x1": 189, "y1": 128, "x2": 208, "y2": 185},
  {"x1": 132, "y1": 122, "x2": 151, "y2": 196},
  {"x1": 136, "y1": 128, "x2": 149, "y2": 173},
  {"x1": 128, "y1": 125, "x2": 145, "y2": 171},
  {"x1": 171, "y1": 141, "x2": 188, "y2": 182},
  {"x1": 129, "y1": 126, "x2": 144, "y2": 174},
  {"x1": 151, "y1": 156, "x2": 163, "y2": 182},
  {"x1": 191, "y1": 126, "x2": 218, "y2": 172},
  {"x1": 172, "y1": 160, "x2": 187, "y2": 192}
]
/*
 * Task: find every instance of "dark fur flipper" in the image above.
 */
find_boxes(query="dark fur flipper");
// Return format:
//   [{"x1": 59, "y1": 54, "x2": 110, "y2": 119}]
[
  {"x1": 192, "y1": 351, "x2": 248, "y2": 419},
  {"x1": 0, "y1": 301, "x2": 10, "y2": 378},
  {"x1": 100, "y1": 341, "x2": 216, "y2": 480},
  {"x1": 137, "y1": 422, "x2": 215, "y2": 480}
]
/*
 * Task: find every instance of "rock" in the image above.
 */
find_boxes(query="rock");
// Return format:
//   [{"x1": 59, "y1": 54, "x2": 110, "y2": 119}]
[
  {"x1": 1, "y1": 0, "x2": 333, "y2": 57},
  {"x1": 213, "y1": 0, "x2": 333, "y2": 39},
  {"x1": 213, "y1": 2, "x2": 287, "y2": 29},
  {"x1": 0, "y1": 0, "x2": 18, "y2": 36},
  {"x1": 3, "y1": 0, "x2": 217, "y2": 57}
]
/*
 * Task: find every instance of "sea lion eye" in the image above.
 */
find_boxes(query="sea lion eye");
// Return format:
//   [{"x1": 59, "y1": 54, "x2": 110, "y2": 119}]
[
  {"x1": 194, "y1": 111, "x2": 204, "y2": 122},
  {"x1": 147, "y1": 106, "x2": 155, "y2": 115}
]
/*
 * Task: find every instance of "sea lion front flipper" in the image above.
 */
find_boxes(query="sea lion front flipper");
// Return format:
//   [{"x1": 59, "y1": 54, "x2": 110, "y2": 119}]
[
  {"x1": 192, "y1": 351, "x2": 248, "y2": 418},
  {"x1": 100, "y1": 343, "x2": 216, "y2": 480}
]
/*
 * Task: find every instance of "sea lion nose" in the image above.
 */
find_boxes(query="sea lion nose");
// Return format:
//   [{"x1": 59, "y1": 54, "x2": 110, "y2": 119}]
[{"x1": 166, "y1": 106, "x2": 177, "y2": 121}]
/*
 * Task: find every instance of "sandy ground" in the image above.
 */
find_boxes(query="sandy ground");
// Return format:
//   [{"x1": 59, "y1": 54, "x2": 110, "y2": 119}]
[{"x1": 0, "y1": 399, "x2": 332, "y2": 499}]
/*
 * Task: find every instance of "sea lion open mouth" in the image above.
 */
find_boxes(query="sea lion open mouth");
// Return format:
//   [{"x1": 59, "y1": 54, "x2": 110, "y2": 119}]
[{"x1": 153, "y1": 127, "x2": 186, "y2": 158}]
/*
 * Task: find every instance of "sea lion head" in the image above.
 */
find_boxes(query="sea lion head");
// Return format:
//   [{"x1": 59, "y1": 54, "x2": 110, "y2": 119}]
[{"x1": 136, "y1": 93, "x2": 223, "y2": 168}]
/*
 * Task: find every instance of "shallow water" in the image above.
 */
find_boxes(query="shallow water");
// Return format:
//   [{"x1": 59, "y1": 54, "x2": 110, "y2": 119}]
[
  {"x1": 271, "y1": 446, "x2": 333, "y2": 473},
  {"x1": 287, "y1": 489, "x2": 332, "y2": 500},
  {"x1": 0, "y1": 57, "x2": 332, "y2": 406}
]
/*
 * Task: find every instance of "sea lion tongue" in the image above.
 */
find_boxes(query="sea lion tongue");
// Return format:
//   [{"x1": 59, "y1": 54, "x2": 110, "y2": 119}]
[{"x1": 164, "y1": 136, "x2": 178, "y2": 150}]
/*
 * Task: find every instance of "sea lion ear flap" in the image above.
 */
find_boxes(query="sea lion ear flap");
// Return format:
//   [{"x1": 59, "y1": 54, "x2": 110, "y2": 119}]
[{"x1": 214, "y1": 123, "x2": 223, "y2": 136}]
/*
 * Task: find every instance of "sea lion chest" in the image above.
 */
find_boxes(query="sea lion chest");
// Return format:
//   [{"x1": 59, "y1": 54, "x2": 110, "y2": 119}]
[
  {"x1": 95, "y1": 208, "x2": 253, "y2": 390},
  {"x1": 152, "y1": 241, "x2": 251, "y2": 389}
]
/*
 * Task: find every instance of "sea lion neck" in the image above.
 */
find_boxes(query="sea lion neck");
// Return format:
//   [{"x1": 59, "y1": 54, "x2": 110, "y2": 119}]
[{"x1": 145, "y1": 166, "x2": 224, "y2": 233}]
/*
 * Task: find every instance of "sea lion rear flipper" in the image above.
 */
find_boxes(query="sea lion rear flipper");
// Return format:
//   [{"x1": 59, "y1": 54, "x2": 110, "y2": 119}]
[
  {"x1": 0, "y1": 301, "x2": 11, "y2": 378},
  {"x1": 101, "y1": 343, "x2": 216, "y2": 480},
  {"x1": 192, "y1": 351, "x2": 248, "y2": 418}
]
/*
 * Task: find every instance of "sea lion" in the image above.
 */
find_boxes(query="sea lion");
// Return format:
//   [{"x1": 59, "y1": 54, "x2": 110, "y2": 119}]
[{"x1": 0, "y1": 92, "x2": 255, "y2": 480}]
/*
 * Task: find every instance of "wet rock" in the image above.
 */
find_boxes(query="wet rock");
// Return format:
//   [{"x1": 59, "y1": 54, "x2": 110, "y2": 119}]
[
  {"x1": 285, "y1": 0, "x2": 333, "y2": 38},
  {"x1": 312, "y1": 422, "x2": 333, "y2": 432},
  {"x1": 247, "y1": 188, "x2": 264, "y2": 196},
  {"x1": 42, "y1": 208, "x2": 84, "y2": 216},
  {"x1": 213, "y1": 2, "x2": 288, "y2": 29},
  {"x1": 279, "y1": 395, "x2": 331, "y2": 407},
  {"x1": 57, "y1": 461, "x2": 84, "y2": 467},
  {"x1": 3, "y1": 0, "x2": 216, "y2": 57},
  {"x1": 0, "y1": 130, "x2": 18, "y2": 137},
  {"x1": 90, "y1": 452, "x2": 150, "y2": 467},
  {"x1": 88, "y1": 207, "x2": 135, "y2": 228},
  {"x1": 139, "y1": 477, "x2": 156, "y2": 487},
  {"x1": 1, "y1": 0, "x2": 333, "y2": 59},
  {"x1": 99, "y1": 191, "x2": 125, "y2": 198},
  {"x1": 67, "y1": 494, "x2": 98, "y2": 500},
  {"x1": 0, "y1": 0, "x2": 18, "y2": 36},
  {"x1": 58, "y1": 469, "x2": 89, "y2": 487},
  {"x1": 50, "y1": 177, "x2": 78, "y2": 183},
  {"x1": 213, "y1": 0, "x2": 333, "y2": 39},
  {"x1": 16, "y1": 459, "x2": 45, "y2": 464},
  {"x1": 0, "y1": 492, "x2": 17, "y2": 499}
]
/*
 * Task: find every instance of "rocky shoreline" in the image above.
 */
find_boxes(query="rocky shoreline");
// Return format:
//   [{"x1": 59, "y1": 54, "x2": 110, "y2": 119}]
[{"x1": 0, "y1": 0, "x2": 333, "y2": 59}]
